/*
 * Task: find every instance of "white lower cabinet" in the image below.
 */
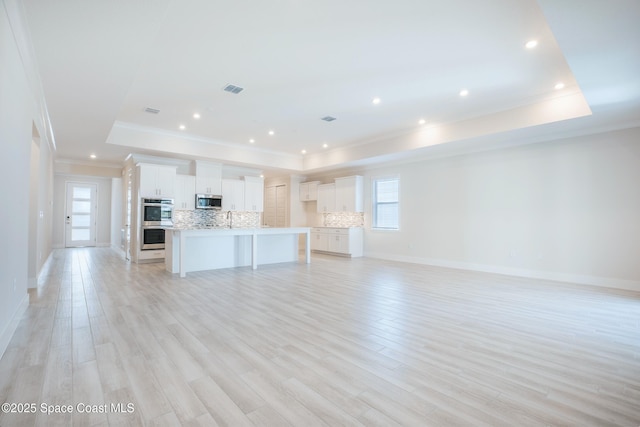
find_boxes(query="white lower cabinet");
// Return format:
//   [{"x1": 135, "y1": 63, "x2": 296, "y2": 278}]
[
  {"x1": 310, "y1": 227, "x2": 363, "y2": 257},
  {"x1": 311, "y1": 231, "x2": 328, "y2": 251}
]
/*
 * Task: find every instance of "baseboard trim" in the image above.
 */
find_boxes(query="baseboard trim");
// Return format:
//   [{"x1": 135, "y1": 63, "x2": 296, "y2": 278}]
[
  {"x1": 37, "y1": 251, "x2": 54, "y2": 286},
  {"x1": 53, "y1": 243, "x2": 111, "y2": 249},
  {"x1": 365, "y1": 252, "x2": 640, "y2": 292},
  {"x1": 0, "y1": 292, "x2": 29, "y2": 360}
]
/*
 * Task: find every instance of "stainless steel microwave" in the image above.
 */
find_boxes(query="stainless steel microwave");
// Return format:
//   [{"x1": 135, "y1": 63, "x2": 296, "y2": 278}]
[{"x1": 195, "y1": 194, "x2": 222, "y2": 209}]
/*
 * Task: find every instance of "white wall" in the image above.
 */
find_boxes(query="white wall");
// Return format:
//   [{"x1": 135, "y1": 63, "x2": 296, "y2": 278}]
[
  {"x1": 354, "y1": 127, "x2": 640, "y2": 291},
  {"x1": 0, "y1": 1, "x2": 54, "y2": 357},
  {"x1": 37, "y1": 135, "x2": 54, "y2": 276},
  {"x1": 111, "y1": 177, "x2": 123, "y2": 251},
  {"x1": 27, "y1": 133, "x2": 54, "y2": 288},
  {"x1": 52, "y1": 175, "x2": 114, "y2": 248}
]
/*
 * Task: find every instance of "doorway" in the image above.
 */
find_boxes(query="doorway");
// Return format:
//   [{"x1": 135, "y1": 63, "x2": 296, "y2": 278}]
[{"x1": 65, "y1": 182, "x2": 97, "y2": 247}]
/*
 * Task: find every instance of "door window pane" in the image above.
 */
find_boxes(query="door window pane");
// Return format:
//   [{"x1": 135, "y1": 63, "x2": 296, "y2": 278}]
[
  {"x1": 72, "y1": 214, "x2": 91, "y2": 227},
  {"x1": 72, "y1": 229, "x2": 90, "y2": 241},
  {"x1": 73, "y1": 187, "x2": 92, "y2": 199},
  {"x1": 72, "y1": 201, "x2": 91, "y2": 213}
]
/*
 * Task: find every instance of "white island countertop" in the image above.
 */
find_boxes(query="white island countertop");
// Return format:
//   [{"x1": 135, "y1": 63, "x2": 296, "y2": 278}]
[{"x1": 165, "y1": 227, "x2": 311, "y2": 277}]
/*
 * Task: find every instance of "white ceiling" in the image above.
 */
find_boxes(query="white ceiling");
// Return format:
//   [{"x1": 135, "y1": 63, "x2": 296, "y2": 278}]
[{"x1": 21, "y1": 0, "x2": 640, "y2": 175}]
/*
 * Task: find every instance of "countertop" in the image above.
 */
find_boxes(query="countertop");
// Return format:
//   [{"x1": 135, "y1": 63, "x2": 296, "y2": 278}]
[
  {"x1": 167, "y1": 226, "x2": 311, "y2": 234},
  {"x1": 312, "y1": 226, "x2": 363, "y2": 229}
]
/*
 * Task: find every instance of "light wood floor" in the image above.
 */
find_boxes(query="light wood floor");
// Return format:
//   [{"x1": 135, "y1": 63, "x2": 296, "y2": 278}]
[{"x1": 1, "y1": 248, "x2": 639, "y2": 426}]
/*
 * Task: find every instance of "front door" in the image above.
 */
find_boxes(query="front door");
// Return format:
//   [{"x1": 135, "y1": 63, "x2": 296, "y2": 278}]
[{"x1": 65, "y1": 182, "x2": 97, "y2": 247}]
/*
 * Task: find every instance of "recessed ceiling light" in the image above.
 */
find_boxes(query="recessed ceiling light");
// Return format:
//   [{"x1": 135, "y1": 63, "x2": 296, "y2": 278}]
[
  {"x1": 249, "y1": 139, "x2": 255, "y2": 144},
  {"x1": 554, "y1": 82, "x2": 565, "y2": 90},
  {"x1": 259, "y1": 174, "x2": 264, "y2": 178},
  {"x1": 193, "y1": 113, "x2": 200, "y2": 119},
  {"x1": 89, "y1": 154, "x2": 96, "y2": 159},
  {"x1": 372, "y1": 97, "x2": 381, "y2": 105},
  {"x1": 301, "y1": 149, "x2": 307, "y2": 154},
  {"x1": 144, "y1": 107, "x2": 160, "y2": 114},
  {"x1": 525, "y1": 40, "x2": 538, "y2": 49},
  {"x1": 419, "y1": 119, "x2": 426, "y2": 125},
  {"x1": 179, "y1": 124, "x2": 186, "y2": 130},
  {"x1": 459, "y1": 89, "x2": 469, "y2": 97},
  {"x1": 321, "y1": 116, "x2": 337, "y2": 122},
  {"x1": 268, "y1": 130, "x2": 275, "y2": 136},
  {"x1": 322, "y1": 143, "x2": 329, "y2": 149}
]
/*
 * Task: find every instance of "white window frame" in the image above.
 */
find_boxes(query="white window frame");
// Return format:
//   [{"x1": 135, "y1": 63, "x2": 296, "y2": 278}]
[{"x1": 372, "y1": 175, "x2": 400, "y2": 231}]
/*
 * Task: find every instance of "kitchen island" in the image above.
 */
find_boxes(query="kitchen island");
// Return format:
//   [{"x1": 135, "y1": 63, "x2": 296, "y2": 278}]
[{"x1": 165, "y1": 227, "x2": 311, "y2": 277}]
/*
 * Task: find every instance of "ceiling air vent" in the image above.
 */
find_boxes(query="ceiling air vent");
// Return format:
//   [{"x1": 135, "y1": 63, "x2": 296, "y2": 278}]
[
  {"x1": 144, "y1": 107, "x2": 160, "y2": 114},
  {"x1": 321, "y1": 116, "x2": 337, "y2": 122},
  {"x1": 223, "y1": 84, "x2": 244, "y2": 94}
]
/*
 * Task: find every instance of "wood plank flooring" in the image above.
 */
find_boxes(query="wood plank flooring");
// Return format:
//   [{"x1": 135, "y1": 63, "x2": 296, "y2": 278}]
[{"x1": 1, "y1": 247, "x2": 639, "y2": 426}]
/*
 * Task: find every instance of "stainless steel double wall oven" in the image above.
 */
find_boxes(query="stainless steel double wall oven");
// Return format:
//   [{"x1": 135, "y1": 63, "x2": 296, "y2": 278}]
[{"x1": 140, "y1": 198, "x2": 173, "y2": 250}]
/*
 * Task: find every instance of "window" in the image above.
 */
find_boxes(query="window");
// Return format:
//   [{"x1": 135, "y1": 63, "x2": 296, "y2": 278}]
[{"x1": 373, "y1": 177, "x2": 399, "y2": 229}]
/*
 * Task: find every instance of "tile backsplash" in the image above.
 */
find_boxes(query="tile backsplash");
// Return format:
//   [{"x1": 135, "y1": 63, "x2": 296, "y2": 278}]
[
  {"x1": 173, "y1": 210, "x2": 227, "y2": 228},
  {"x1": 230, "y1": 211, "x2": 261, "y2": 228},
  {"x1": 173, "y1": 210, "x2": 262, "y2": 229},
  {"x1": 323, "y1": 212, "x2": 364, "y2": 227}
]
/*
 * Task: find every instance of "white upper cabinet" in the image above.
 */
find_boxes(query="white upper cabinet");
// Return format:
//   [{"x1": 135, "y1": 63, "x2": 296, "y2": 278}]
[
  {"x1": 195, "y1": 161, "x2": 222, "y2": 195},
  {"x1": 299, "y1": 181, "x2": 320, "y2": 201},
  {"x1": 316, "y1": 183, "x2": 336, "y2": 213},
  {"x1": 222, "y1": 179, "x2": 245, "y2": 211},
  {"x1": 244, "y1": 176, "x2": 264, "y2": 212},
  {"x1": 175, "y1": 175, "x2": 196, "y2": 210},
  {"x1": 138, "y1": 163, "x2": 177, "y2": 198},
  {"x1": 334, "y1": 176, "x2": 363, "y2": 212}
]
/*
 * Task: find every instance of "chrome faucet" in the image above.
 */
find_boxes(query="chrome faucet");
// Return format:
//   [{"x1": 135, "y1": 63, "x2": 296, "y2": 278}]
[{"x1": 226, "y1": 210, "x2": 232, "y2": 228}]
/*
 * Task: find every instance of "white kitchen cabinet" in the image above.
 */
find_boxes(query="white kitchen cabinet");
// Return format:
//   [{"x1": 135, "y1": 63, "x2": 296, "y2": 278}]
[
  {"x1": 244, "y1": 176, "x2": 264, "y2": 212},
  {"x1": 334, "y1": 175, "x2": 363, "y2": 212},
  {"x1": 195, "y1": 161, "x2": 222, "y2": 195},
  {"x1": 222, "y1": 179, "x2": 245, "y2": 211},
  {"x1": 138, "y1": 163, "x2": 176, "y2": 198},
  {"x1": 299, "y1": 181, "x2": 320, "y2": 201},
  {"x1": 310, "y1": 227, "x2": 363, "y2": 257},
  {"x1": 175, "y1": 175, "x2": 196, "y2": 210},
  {"x1": 310, "y1": 229, "x2": 328, "y2": 251},
  {"x1": 316, "y1": 183, "x2": 336, "y2": 213}
]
